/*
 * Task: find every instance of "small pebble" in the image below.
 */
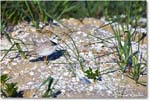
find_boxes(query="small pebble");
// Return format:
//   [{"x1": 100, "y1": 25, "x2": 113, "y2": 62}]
[
  {"x1": 88, "y1": 86, "x2": 94, "y2": 91},
  {"x1": 27, "y1": 82, "x2": 33, "y2": 85},
  {"x1": 37, "y1": 69, "x2": 41, "y2": 72},
  {"x1": 3, "y1": 70, "x2": 10, "y2": 74},
  {"x1": 12, "y1": 62, "x2": 17, "y2": 65},
  {"x1": 71, "y1": 77, "x2": 76, "y2": 82},
  {"x1": 63, "y1": 72, "x2": 69, "y2": 76},
  {"x1": 61, "y1": 89, "x2": 66, "y2": 93},
  {"x1": 29, "y1": 71, "x2": 34, "y2": 76}
]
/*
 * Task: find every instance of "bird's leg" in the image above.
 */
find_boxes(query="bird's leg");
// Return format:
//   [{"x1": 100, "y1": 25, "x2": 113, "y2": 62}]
[
  {"x1": 44, "y1": 56, "x2": 49, "y2": 65},
  {"x1": 46, "y1": 56, "x2": 49, "y2": 65}
]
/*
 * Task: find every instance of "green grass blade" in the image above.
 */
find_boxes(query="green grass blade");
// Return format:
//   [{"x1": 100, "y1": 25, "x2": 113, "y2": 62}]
[
  {"x1": 1, "y1": 43, "x2": 15, "y2": 61},
  {"x1": 15, "y1": 43, "x2": 26, "y2": 59}
]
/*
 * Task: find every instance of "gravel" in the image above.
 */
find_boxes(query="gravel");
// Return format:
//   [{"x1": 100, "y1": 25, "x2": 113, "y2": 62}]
[{"x1": 0, "y1": 17, "x2": 147, "y2": 98}]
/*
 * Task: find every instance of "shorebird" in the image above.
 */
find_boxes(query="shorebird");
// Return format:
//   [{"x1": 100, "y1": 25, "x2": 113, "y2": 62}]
[{"x1": 32, "y1": 34, "x2": 59, "y2": 64}]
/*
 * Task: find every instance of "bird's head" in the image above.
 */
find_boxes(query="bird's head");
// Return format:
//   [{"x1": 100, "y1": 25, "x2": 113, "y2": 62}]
[{"x1": 49, "y1": 34, "x2": 59, "y2": 45}]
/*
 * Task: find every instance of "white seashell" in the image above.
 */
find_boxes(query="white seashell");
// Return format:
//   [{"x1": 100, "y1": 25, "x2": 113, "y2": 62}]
[
  {"x1": 27, "y1": 82, "x2": 33, "y2": 85},
  {"x1": 61, "y1": 89, "x2": 66, "y2": 93},
  {"x1": 29, "y1": 71, "x2": 34, "y2": 76},
  {"x1": 107, "y1": 90, "x2": 112, "y2": 94},
  {"x1": 32, "y1": 66, "x2": 37, "y2": 70},
  {"x1": 88, "y1": 86, "x2": 94, "y2": 91},
  {"x1": 11, "y1": 62, "x2": 17, "y2": 66},
  {"x1": 71, "y1": 77, "x2": 76, "y2": 82},
  {"x1": 37, "y1": 69, "x2": 41, "y2": 72},
  {"x1": 3, "y1": 70, "x2": 10, "y2": 74}
]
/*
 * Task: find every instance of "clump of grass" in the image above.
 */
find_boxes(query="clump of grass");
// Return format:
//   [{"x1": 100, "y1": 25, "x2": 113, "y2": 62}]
[
  {"x1": 84, "y1": 67, "x2": 100, "y2": 82},
  {"x1": 104, "y1": 1, "x2": 147, "y2": 83},
  {"x1": 111, "y1": 21, "x2": 146, "y2": 83},
  {"x1": 0, "y1": 74, "x2": 23, "y2": 98},
  {"x1": 39, "y1": 76, "x2": 61, "y2": 98},
  {"x1": 131, "y1": 53, "x2": 146, "y2": 83}
]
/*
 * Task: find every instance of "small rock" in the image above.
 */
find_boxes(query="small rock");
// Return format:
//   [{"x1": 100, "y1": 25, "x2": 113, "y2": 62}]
[
  {"x1": 107, "y1": 90, "x2": 112, "y2": 94},
  {"x1": 63, "y1": 72, "x2": 69, "y2": 76},
  {"x1": 3, "y1": 70, "x2": 10, "y2": 74},
  {"x1": 71, "y1": 77, "x2": 76, "y2": 82},
  {"x1": 37, "y1": 69, "x2": 41, "y2": 72},
  {"x1": 61, "y1": 89, "x2": 66, "y2": 93},
  {"x1": 12, "y1": 62, "x2": 17, "y2": 66},
  {"x1": 29, "y1": 71, "x2": 34, "y2": 76},
  {"x1": 27, "y1": 82, "x2": 33, "y2": 85},
  {"x1": 88, "y1": 86, "x2": 94, "y2": 91}
]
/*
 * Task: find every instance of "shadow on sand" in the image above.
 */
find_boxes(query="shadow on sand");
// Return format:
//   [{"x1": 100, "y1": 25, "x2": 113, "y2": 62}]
[{"x1": 29, "y1": 50, "x2": 66, "y2": 62}]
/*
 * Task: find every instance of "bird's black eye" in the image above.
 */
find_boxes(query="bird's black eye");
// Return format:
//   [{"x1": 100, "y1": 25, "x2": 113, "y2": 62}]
[{"x1": 50, "y1": 40, "x2": 57, "y2": 45}]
